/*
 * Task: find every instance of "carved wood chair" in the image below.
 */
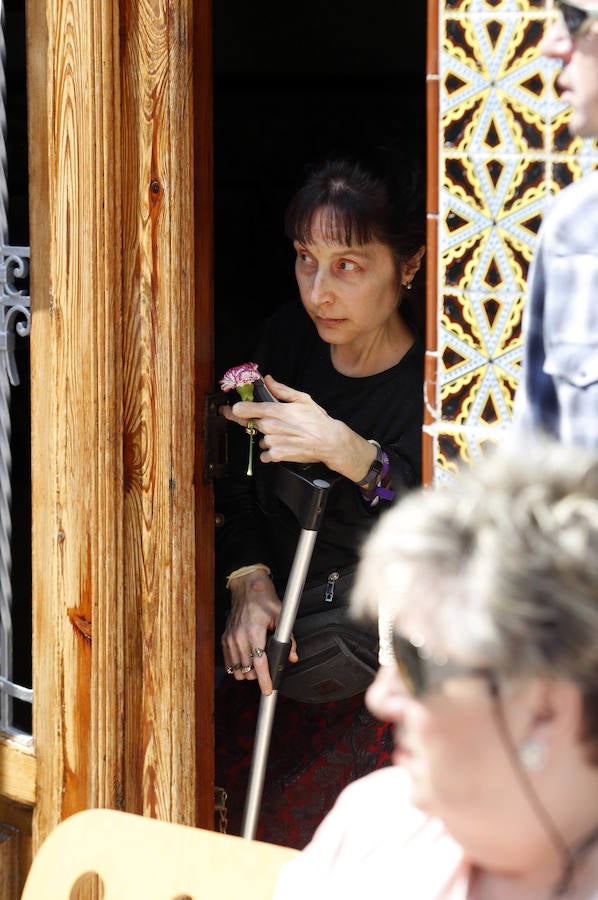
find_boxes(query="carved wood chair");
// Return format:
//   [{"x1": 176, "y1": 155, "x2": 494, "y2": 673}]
[{"x1": 20, "y1": 808, "x2": 299, "y2": 899}]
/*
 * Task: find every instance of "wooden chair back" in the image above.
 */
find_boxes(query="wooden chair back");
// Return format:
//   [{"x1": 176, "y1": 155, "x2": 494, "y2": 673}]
[{"x1": 20, "y1": 808, "x2": 299, "y2": 899}]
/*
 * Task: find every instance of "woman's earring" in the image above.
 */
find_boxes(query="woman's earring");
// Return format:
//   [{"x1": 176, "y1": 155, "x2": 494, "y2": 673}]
[
  {"x1": 517, "y1": 737, "x2": 547, "y2": 773},
  {"x1": 404, "y1": 281, "x2": 413, "y2": 291}
]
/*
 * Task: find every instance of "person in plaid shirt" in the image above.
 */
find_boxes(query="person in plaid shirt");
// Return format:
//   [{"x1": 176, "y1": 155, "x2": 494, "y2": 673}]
[{"x1": 515, "y1": 1, "x2": 598, "y2": 444}]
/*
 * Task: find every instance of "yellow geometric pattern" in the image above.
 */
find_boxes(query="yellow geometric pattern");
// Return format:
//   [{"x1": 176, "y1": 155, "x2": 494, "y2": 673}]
[
  {"x1": 440, "y1": 292, "x2": 523, "y2": 423},
  {"x1": 433, "y1": 0, "x2": 598, "y2": 482}
]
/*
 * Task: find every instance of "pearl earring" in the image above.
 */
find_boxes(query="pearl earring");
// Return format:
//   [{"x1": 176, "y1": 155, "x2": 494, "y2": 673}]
[{"x1": 517, "y1": 737, "x2": 547, "y2": 773}]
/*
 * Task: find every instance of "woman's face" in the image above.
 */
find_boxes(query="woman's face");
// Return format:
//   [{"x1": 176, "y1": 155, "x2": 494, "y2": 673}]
[
  {"x1": 366, "y1": 631, "x2": 543, "y2": 860},
  {"x1": 293, "y1": 209, "x2": 402, "y2": 347}
]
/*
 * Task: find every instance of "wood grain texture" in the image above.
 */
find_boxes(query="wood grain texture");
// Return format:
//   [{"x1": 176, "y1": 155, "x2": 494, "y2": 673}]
[
  {"x1": 29, "y1": 0, "x2": 124, "y2": 837},
  {"x1": 21, "y1": 809, "x2": 297, "y2": 900},
  {"x1": 26, "y1": 0, "x2": 214, "y2": 849},
  {"x1": 119, "y1": 0, "x2": 202, "y2": 824},
  {"x1": 0, "y1": 824, "x2": 19, "y2": 900},
  {"x1": 0, "y1": 738, "x2": 35, "y2": 807},
  {"x1": 0, "y1": 798, "x2": 31, "y2": 896}
]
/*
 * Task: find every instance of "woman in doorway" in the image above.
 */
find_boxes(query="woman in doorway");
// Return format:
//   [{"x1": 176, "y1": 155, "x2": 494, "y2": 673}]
[{"x1": 215, "y1": 154, "x2": 425, "y2": 848}]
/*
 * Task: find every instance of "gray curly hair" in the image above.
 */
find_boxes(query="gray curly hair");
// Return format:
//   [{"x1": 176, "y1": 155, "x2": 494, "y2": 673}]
[{"x1": 352, "y1": 437, "x2": 598, "y2": 761}]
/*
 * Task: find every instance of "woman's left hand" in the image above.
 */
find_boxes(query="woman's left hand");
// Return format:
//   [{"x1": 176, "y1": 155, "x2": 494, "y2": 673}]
[{"x1": 219, "y1": 374, "x2": 377, "y2": 482}]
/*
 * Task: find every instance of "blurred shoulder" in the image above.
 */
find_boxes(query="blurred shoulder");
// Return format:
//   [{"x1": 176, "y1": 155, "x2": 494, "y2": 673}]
[
  {"x1": 273, "y1": 767, "x2": 465, "y2": 900},
  {"x1": 286, "y1": 766, "x2": 423, "y2": 865},
  {"x1": 330, "y1": 764, "x2": 412, "y2": 818},
  {"x1": 544, "y1": 171, "x2": 598, "y2": 249}
]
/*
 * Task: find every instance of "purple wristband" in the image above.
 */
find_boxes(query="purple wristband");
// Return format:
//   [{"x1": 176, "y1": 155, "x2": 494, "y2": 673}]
[
  {"x1": 360, "y1": 450, "x2": 394, "y2": 505},
  {"x1": 374, "y1": 452, "x2": 394, "y2": 501}
]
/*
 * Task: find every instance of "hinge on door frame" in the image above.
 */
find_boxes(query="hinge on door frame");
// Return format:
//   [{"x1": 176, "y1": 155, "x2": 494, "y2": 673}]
[{"x1": 204, "y1": 392, "x2": 229, "y2": 481}]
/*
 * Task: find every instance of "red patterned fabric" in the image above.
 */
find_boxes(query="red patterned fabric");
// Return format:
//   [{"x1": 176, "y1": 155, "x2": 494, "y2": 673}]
[{"x1": 215, "y1": 679, "x2": 393, "y2": 849}]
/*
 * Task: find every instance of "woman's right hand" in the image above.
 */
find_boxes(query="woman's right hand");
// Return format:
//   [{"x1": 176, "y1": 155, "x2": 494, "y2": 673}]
[
  {"x1": 221, "y1": 570, "x2": 299, "y2": 695},
  {"x1": 223, "y1": 375, "x2": 379, "y2": 485}
]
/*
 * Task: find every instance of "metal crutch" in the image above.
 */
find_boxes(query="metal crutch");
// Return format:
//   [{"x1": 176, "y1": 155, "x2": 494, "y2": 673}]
[{"x1": 241, "y1": 465, "x2": 330, "y2": 840}]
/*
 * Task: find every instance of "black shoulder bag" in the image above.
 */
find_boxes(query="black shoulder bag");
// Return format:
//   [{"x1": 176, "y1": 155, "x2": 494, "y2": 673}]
[{"x1": 277, "y1": 565, "x2": 379, "y2": 704}]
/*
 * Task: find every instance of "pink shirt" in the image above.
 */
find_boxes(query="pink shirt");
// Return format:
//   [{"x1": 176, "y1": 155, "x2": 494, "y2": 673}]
[{"x1": 274, "y1": 767, "x2": 471, "y2": 900}]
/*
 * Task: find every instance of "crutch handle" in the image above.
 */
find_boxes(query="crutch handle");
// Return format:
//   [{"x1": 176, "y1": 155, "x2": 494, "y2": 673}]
[{"x1": 275, "y1": 465, "x2": 330, "y2": 531}]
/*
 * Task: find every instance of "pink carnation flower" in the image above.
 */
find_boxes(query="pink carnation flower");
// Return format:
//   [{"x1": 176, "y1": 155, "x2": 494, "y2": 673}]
[
  {"x1": 219, "y1": 362, "x2": 264, "y2": 476},
  {"x1": 220, "y1": 362, "x2": 262, "y2": 393}
]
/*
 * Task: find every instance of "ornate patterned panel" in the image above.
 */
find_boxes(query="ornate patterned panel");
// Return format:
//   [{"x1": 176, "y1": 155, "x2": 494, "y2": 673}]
[{"x1": 429, "y1": 0, "x2": 598, "y2": 482}]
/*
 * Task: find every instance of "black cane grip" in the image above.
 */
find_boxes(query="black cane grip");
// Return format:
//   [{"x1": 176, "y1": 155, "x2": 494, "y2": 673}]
[
  {"x1": 275, "y1": 466, "x2": 330, "y2": 531},
  {"x1": 267, "y1": 637, "x2": 293, "y2": 691},
  {"x1": 253, "y1": 378, "x2": 278, "y2": 403}
]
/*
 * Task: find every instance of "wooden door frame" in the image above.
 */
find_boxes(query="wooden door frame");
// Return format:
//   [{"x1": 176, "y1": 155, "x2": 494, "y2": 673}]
[
  {"x1": 8, "y1": 0, "x2": 439, "y2": 870},
  {"x1": 24, "y1": 0, "x2": 214, "y2": 848},
  {"x1": 424, "y1": 0, "x2": 440, "y2": 486}
]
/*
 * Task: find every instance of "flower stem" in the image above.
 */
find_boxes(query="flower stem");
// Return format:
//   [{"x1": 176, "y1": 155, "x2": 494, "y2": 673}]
[{"x1": 246, "y1": 422, "x2": 255, "y2": 476}]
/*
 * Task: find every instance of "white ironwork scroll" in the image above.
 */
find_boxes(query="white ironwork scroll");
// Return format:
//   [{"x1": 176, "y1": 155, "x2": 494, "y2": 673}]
[{"x1": 0, "y1": 0, "x2": 32, "y2": 732}]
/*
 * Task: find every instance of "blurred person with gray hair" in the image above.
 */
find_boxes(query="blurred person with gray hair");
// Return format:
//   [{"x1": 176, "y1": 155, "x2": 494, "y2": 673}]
[{"x1": 275, "y1": 439, "x2": 598, "y2": 899}]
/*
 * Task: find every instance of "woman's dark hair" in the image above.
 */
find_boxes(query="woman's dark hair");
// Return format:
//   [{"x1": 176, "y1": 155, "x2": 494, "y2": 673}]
[{"x1": 284, "y1": 155, "x2": 425, "y2": 278}]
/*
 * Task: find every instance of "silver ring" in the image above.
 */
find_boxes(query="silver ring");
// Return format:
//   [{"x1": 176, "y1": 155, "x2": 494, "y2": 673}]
[
  {"x1": 226, "y1": 665, "x2": 235, "y2": 675},
  {"x1": 241, "y1": 664, "x2": 254, "y2": 674},
  {"x1": 253, "y1": 647, "x2": 265, "y2": 658}
]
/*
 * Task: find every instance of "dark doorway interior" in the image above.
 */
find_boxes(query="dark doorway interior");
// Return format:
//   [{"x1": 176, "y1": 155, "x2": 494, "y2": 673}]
[
  {"x1": 211, "y1": 5, "x2": 428, "y2": 839},
  {"x1": 213, "y1": 1, "x2": 427, "y2": 377}
]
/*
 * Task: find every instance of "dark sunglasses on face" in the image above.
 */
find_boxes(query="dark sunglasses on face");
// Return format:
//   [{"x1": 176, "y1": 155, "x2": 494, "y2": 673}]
[
  {"x1": 392, "y1": 632, "x2": 497, "y2": 698},
  {"x1": 556, "y1": 0, "x2": 598, "y2": 37}
]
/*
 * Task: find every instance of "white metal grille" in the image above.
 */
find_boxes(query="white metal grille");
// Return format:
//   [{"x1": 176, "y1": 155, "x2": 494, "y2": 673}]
[{"x1": 0, "y1": 0, "x2": 31, "y2": 734}]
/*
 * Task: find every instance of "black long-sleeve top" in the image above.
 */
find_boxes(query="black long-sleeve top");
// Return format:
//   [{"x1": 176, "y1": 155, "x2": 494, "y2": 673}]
[{"x1": 215, "y1": 301, "x2": 424, "y2": 597}]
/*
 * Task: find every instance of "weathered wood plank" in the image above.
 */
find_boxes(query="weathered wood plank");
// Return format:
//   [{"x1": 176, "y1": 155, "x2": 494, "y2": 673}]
[
  {"x1": 0, "y1": 824, "x2": 19, "y2": 900},
  {"x1": 26, "y1": 0, "x2": 213, "y2": 847},
  {"x1": 119, "y1": 0, "x2": 205, "y2": 823},
  {"x1": 0, "y1": 800, "x2": 31, "y2": 896},
  {"x1": 28, "y1": 0, "x2": 124, "y2": 838},
  {"x1": 0, "y1": 737, "x2": 35, "y2": 807}
]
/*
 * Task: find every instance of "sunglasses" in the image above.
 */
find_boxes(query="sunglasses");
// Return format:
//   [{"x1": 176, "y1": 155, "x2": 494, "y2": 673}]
[
  {"x1": 555, "y1": 0, "x2": 598, "y2": 37},
  {"x1": 392, "y1": 633, "x2": 497, "y2": 698}
]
